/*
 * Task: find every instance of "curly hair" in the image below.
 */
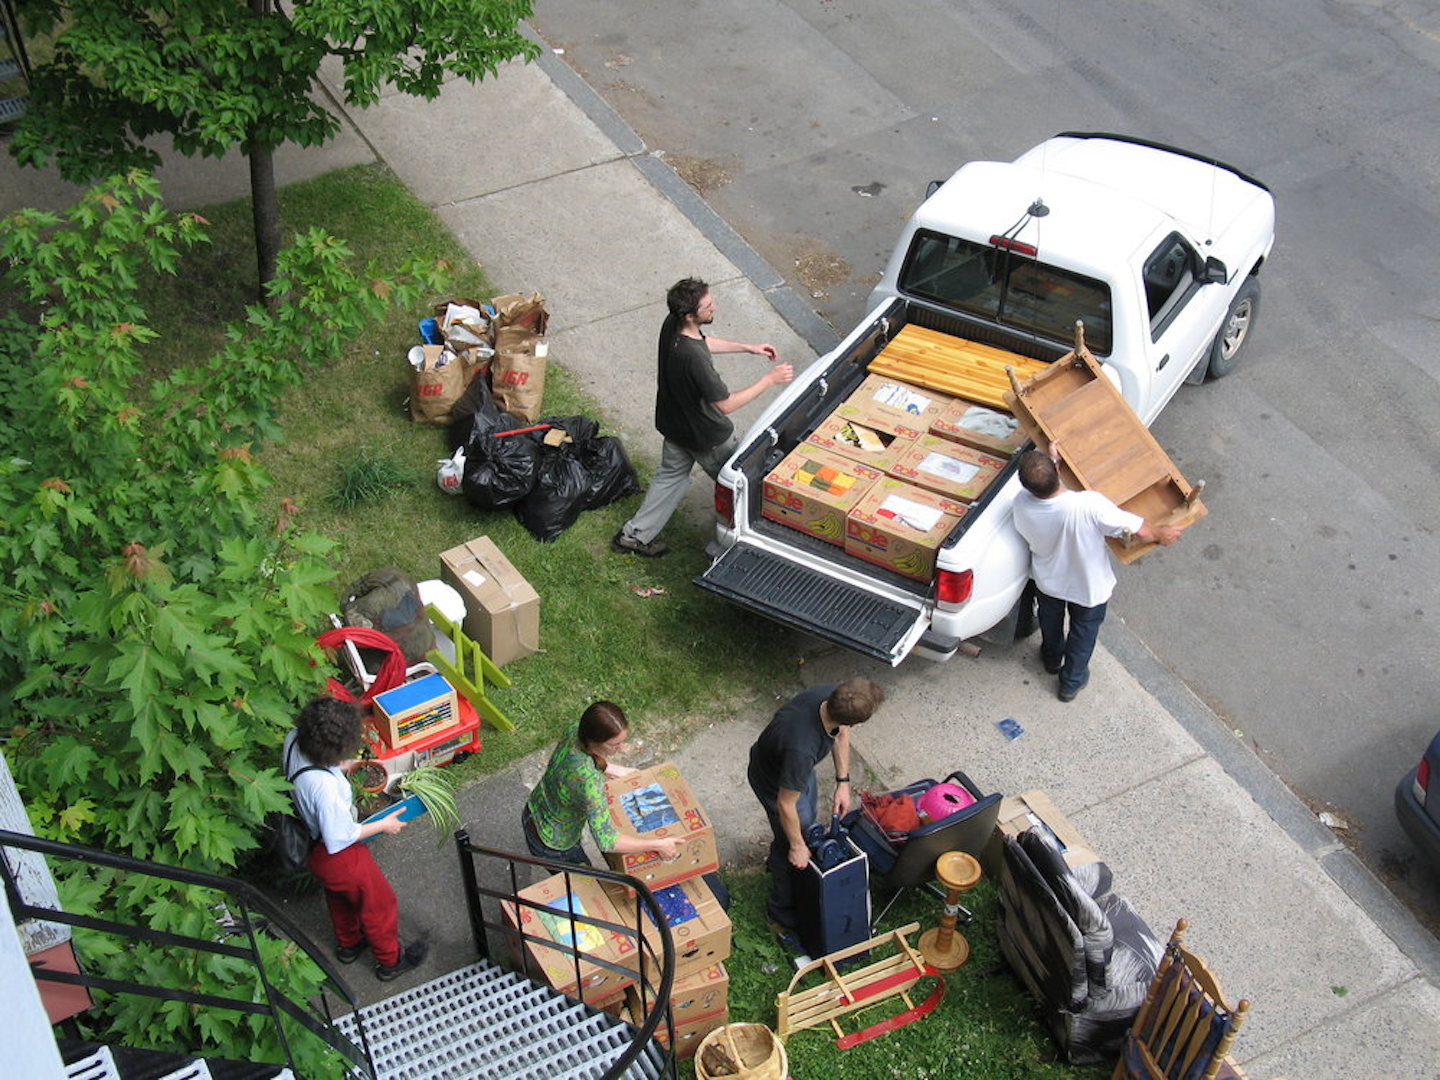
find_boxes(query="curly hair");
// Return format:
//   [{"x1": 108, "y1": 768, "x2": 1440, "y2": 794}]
[
  {"x1": 296, "y1": 696, "x2": 363, "y2": 767},
  {"x1": 666, "y1": 277, "x2": 710, "y2": 319},
  {"x1": 826, "y1": 678, "x2": 886, "y2": 726}
]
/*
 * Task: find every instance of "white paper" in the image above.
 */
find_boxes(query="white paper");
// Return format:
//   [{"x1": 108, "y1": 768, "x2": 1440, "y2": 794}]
[
  {"x1": 878, "y1": 494, "x2": 944, "y2": 532},
  {"x1": 535, "y1": 341, "x2": 549, "y2": 358},
  {"x1": 871, "y1": 382, "x2": 932, "y2": 416},
  {"x1": 462, "y1": 569, "x2": 488, "y2": 587},
  {"x1": 917, "y1": 452, "x2": 980, "y2": 485}
]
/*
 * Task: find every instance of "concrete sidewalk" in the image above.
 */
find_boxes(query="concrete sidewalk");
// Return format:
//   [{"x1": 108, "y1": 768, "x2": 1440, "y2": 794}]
[{"x1": 7, "y1": 42, "x2": 1439, "y2": 1080}]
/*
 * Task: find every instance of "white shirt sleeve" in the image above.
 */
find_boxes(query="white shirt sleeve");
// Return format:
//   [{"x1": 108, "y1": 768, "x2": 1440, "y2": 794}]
[{"x1": 284, "y1": 732, "x2": 361, "y2": 854}]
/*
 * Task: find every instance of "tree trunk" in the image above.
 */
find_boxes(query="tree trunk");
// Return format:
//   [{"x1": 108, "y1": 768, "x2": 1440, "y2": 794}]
[
  {"x1": 248, "y1": 0, "x2": 279, "y2": 308},
  {"x1": 249, "y1": 141, "x2": 280, "y2": 309}
]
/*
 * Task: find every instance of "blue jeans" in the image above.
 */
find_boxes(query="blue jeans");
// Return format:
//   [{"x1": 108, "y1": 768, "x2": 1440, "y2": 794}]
[
  {"x1": 1036, "y1": 588, "x2": 1108, "y2": 694},
  {"x1": 521, "y1": 804, "x2": 590, "y2": 867},
  {"x1": 748, "y1": 765, "x2": 817, "y2": 926}
]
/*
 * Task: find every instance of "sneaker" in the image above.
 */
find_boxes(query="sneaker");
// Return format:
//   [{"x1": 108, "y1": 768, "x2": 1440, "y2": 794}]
[
  {"x1": 375, "y1": 941, "x2": 427, "y2": 982},
  {"x1": 1057, "y1": 674, "x2": 1089, "y2": 703},
  {"x1": 336, "y1": 942, "x2": 366, "y2": 964},
  {"x1": 612, "y1": 531, "x2": 669, "y2": 558}
]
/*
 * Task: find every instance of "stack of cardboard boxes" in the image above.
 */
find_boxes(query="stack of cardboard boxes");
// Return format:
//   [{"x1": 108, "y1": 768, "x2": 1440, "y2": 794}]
[
  {"x1": 505, "y1": 762, "x2": 732, "y2": 1060},
  {"x1": 761, "y1": 372, "x2": 1025, "y2": 581}
]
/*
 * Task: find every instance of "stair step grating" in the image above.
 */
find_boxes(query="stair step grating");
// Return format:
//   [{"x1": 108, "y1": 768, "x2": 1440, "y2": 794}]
[
  {"x1": 64, "y1": 1047, "x2": 121, "y2": 1080},
  {"x1": 338, "y1": 960, "x2": 666, "y2": 1080}
]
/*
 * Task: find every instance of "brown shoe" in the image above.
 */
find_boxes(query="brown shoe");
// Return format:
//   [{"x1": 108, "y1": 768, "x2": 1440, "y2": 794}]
[{"x1": 612, "y1": 531, "x2": 669, "y2": 557}]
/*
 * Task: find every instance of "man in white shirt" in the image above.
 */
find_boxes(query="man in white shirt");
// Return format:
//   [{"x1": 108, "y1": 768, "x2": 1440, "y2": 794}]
[
  {"x1": 283, "y1": 696, "x2": 427, "y2": 980},
  {"x1": 1011, "y1": 447, "x2": 1182, "y2": 702}
]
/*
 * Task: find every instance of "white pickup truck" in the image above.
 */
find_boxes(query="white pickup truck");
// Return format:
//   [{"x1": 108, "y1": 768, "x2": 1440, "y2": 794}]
[{"x1": 696, "y1": 132, "x2": 1275, "y2": 664}]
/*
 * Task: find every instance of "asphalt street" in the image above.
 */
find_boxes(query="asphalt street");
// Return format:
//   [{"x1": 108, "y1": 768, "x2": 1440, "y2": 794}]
[{"x1": 526, "y1": 0, "x2": 1440, "y2": 931}]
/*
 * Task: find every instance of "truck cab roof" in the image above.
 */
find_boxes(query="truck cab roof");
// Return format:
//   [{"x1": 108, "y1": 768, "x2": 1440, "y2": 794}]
[{"x1": 918, "y1": 133, "x2": 1272, "y2": 276}]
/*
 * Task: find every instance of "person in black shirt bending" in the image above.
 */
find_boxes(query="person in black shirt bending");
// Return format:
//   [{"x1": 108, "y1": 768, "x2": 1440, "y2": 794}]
[{"x1": 747, "y1": 679, "x2": 885, "y2": 929}]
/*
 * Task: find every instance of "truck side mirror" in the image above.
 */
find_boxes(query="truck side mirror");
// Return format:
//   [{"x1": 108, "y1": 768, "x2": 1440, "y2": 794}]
[
  {"x1": 1203, "y1": 256, "x2": 1229, "y2": 284},
  {"x1": 925, "y1": 180, "x2": 943, "y2": 198}
]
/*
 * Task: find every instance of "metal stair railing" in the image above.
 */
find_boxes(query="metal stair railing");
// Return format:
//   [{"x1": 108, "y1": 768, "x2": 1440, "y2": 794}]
[
  {"x1": 0, "y1": 827, "x2": 376, "y2": 1079},
  {"x1": 453, "y1": 828, "x2": 679, "y2": 1080}
]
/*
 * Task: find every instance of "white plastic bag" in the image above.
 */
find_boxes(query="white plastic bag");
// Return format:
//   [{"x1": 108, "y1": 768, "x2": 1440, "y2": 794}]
[{"x1": 436, "y1": 447, "x2": 466, "y2": 495}]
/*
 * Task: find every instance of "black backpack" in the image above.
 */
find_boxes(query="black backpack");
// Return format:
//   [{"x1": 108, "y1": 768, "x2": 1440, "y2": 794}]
[{"x1": 261, "y1": 745, "x2": 326, "y2": 872}]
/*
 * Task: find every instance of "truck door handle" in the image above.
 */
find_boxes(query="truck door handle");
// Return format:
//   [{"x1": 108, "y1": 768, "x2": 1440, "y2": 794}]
[{"x1": 1156, "y1": 353, "x2": 1170, "y2": 370}]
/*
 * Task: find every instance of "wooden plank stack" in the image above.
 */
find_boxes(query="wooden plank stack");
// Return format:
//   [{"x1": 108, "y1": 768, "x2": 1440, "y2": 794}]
[{"x1": 868, "y1": 324, "x2": 1048, "y2": 410}]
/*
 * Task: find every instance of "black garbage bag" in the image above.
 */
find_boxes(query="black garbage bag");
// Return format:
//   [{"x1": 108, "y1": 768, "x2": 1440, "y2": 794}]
[
  {"x1": 514, "y1": 444, "x2": 591, "y2": 542},
  {"x1": 578, "y1": 435, "x2": 639, "y2": 510},
  {"x1": 461, "y1": 431, "x2": 540, "y2": 509},
  {"x1": 528, "y1": 414, "x2": 599, "y2": 445},
  {"x1": 449, "y1": 374, "x2": 515, "y2": 451}
]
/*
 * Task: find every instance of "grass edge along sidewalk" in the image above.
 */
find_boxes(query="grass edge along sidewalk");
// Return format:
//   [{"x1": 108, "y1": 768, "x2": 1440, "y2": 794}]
[{"x1": 155, "y1": 163, "x2": 1102, "y2": 1078}]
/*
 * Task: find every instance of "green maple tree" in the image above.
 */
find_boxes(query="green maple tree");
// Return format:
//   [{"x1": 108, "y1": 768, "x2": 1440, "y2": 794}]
[
  {"x1": 9, "y1": 0, "x2": 537, "y2": 299},
  {"x1": 0, "y1": 171, "x2": 446, "y2": 1072}
]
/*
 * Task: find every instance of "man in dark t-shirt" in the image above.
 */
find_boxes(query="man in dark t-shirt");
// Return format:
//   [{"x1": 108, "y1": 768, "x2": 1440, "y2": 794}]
[
  {"x1": 613, "y1": 277, "x2": 793, "y2": 558},
  {"x1": 747, "y1": 678, "x2": 885, "y2": 929}
]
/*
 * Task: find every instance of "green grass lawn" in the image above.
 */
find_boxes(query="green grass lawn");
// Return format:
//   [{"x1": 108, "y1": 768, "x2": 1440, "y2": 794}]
[
  {"x1": 157, "y1": 163, "x2": 1099, "y2": 1078},
  {"x1": 715, "y1": 870, "x2": 1107, "y2": 1080}
]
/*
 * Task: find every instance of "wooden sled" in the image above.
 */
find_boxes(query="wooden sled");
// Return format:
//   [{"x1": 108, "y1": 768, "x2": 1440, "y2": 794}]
[
  {"x1": 1003, "y1": 321, "x2": 1206, "y2": 563},
  {"x1": 775, "y1": 922, "x2": 945, "y2": 1050}
]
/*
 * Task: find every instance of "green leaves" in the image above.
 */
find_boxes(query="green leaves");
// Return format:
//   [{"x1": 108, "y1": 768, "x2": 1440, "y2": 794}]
[{"x1": 0, "y1": 170, "x2": 445, "y2": 1072}]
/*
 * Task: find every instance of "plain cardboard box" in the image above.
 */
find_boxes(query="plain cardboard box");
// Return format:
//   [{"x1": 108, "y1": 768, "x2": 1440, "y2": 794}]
[
  {"x1": 845, "y1": 478, "x2": 968, "y2": 582},
  {"x1": 762, "y1": 442, "x2": 883, "y2": 545},
  {"x1": 501, "y1": 872, "x2": 638, "y2": 1002},
  {"x1": 438, "y1": 535, "x2": 539, "y2": 666},
  {"x1": 930, "y1": 398, "x2": 1027, "y2": 457},
  {"x1": 808, "y1": 412, "x2": 918, "y2": 473},
  {"x1": 842, "y1": 373, "x2": 950, "y2": 433},
  {"x1": 991, "y1": 789, "x2": 1101, "y2": 871},
  {"x1": 617, "y1": 875, "x2": 732, "y2": 984},
  {"x1": 604, "y1": 762, "x2": 719, "y2": 890},
  {"x1": 888, "y1": 435, "x2": 1007, "y2": 503}
]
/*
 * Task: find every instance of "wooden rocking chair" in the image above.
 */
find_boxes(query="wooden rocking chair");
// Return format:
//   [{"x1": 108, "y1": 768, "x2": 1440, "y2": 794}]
[{"x1": 1113, "y1": 919, "x2": 1249, "y2": 1080}]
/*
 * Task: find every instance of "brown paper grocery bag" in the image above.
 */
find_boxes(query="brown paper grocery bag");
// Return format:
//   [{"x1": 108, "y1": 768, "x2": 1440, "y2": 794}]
[
  {"x1": 491, "y1": 327, "x2": 547, "y2": 423},
  {"x1": 410, "y1": 346, "x2": 468, "y2": 425}
]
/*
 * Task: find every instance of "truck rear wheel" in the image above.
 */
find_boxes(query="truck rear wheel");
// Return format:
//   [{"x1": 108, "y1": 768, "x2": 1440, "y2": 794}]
[{"x1": 1207, "y1": 277, "x2": 1261, "y2": 379}]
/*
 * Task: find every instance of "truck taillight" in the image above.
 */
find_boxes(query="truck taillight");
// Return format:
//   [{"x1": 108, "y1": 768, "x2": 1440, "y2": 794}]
[
  {"x1": 936, "y1": 568, "x2": 973, "y2": 604},
  {"x1": 714, "y1": 483, "x2": 735, "y2": 528},
  {"x1": 1418, "y1": 758, "x2": 1431, "y2": 806}
]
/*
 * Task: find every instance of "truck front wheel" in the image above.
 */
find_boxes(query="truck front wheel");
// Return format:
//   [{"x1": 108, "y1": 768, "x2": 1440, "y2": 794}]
[{"x1": 1207, "y1": 277, "x2": 1261, "y2": 379}]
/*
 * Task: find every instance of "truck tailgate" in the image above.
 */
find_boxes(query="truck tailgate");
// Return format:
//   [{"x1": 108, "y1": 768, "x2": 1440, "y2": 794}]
[{"x1": 694, "y1": 542, "x2": 928, "y2": 663}]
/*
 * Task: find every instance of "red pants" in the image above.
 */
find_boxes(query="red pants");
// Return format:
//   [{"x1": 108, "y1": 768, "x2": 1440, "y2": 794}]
[{"x1": 308, "y1": 841, "x2": 401, "y2": 966}]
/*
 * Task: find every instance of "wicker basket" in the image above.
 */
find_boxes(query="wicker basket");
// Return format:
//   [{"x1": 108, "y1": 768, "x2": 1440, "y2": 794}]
[{"x1": 695, "y1": 1022, "x2": 787, "y2": 1080}]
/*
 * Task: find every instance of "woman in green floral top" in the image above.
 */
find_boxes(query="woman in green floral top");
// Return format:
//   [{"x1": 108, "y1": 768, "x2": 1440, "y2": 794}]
[{"x1": 522, "y1": 701, "x2": 681, "y2": 866}]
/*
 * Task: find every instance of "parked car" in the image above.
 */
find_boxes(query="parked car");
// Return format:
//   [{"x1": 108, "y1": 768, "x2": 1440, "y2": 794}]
[{"x1": 1395, "y1": 727, "x2": 1440, "y2": 867}]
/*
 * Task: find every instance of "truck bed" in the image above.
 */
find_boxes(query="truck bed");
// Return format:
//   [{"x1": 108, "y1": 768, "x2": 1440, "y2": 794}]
[{"x1": 696, "y1": 300, "x2": 1060, "y2": 661}]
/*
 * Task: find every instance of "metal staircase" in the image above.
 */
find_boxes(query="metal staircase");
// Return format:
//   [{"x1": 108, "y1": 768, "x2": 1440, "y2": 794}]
[
  {"x1": 338, "y1": 961, "x2": 667, "y2": 1080},
  {"x1": 0, "y1": 0, "x2": 29, "y2": 126},
  {"x1": 3, "y1": 826, "x2": 677, "y2": 1080}
]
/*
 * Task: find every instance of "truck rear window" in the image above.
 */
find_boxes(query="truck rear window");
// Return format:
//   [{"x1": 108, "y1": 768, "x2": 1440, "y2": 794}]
[{"x1": 898, "y1": 231, "x2": 1113, "y2": 354}]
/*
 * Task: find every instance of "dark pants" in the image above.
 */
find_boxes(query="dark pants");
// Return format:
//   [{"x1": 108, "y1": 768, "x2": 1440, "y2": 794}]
[
  {"x1": 308, "y1": 841, "x2": 401, "y2": 967},
  {"x1": 1036, "y1": 588, "x2": 1108, "y2": 695},
  {"x1": 522, "y1": 804, "x2": 591, "y2": 866},
  {"x1": 748, "y1": 765, "x2": 817, "y2": 927}
]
